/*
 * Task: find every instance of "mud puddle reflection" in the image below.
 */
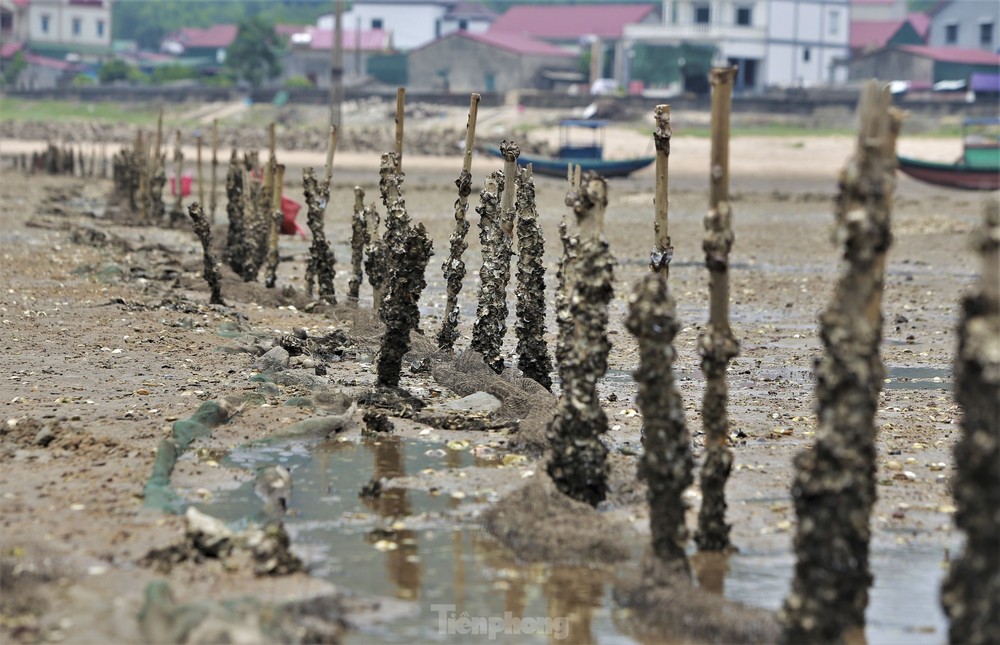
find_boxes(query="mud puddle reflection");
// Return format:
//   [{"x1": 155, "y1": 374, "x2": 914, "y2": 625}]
[
  {"x1": 196, "y1": 437, "x2": 629, "y2": 643},
  {"x1": 197, "y1": 435, "x2": 950, "y2": 643}
]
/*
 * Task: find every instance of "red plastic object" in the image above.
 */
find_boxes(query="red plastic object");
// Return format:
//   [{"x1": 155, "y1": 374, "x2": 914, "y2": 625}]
[
  {"x1": 169, "y1": 174, "x2": 193, "y2": 197},
  {"x1": 280, "y1": 197, "x2": 307, "y2": 238}
]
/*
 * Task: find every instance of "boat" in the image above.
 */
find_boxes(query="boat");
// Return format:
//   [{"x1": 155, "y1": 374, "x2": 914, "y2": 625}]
[
  {"x1": 489, "y1": 119, "x2": 655, "y2": 179},
  {"x1": 896, "y1": 117, "x2": 1000, "y2": 191}
]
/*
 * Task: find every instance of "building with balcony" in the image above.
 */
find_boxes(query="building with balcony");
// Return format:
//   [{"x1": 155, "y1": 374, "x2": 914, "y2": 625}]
[{"x1": 623, "y1": 0, "x2": 851, "y2": 93}]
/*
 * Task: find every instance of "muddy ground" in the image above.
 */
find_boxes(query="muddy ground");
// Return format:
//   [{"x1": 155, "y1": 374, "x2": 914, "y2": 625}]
[{"x1": 0, "y1": 115, "x2": 994, "y2": 644}]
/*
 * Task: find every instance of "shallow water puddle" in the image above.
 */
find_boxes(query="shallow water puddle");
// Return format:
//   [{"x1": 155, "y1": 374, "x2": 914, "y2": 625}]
[
  {"x1": 198, "y1": 436, "x2": 950, "y2": 643},
  {"x1": 884, "y1": 366, "x2": 951, "y2": 390}
]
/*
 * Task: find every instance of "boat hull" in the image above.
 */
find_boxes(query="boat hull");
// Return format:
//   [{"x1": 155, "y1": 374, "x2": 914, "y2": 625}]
[
  {"x1": 897, "y1": 155, "x2": 999, "y2": 191},
  {"x1": 487, "y1": 149, "x2": 655, "y2": 179}
]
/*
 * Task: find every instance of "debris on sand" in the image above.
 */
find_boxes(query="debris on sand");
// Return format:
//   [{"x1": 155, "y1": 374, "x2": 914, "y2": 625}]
[
  {"x1": 481, "y1": 476, "x2": 635, "y2": 565},
  {"x1": 781, "y1": 81, "x2": 903, "y2": 643},
  {"x1": 138, "y1": 580, "x2": 345, "y2": 644},
  {"x1": 614, "y1": 552, "x2": 780, "y2": 644},
  {"x1": 941, "y1": 200, "x2": 1000, "y2": 645},
  {"x1": 140, "y1": 507, "x2": 303, "y2": 577}
]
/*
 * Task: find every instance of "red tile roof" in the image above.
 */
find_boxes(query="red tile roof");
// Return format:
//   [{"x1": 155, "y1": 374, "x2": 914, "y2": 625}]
[
  {"x1": 23, "y1": 53, "x2": 79, "y2": 71},
  {"x1": 899, "y1": 45, "x2": 1000, "y2": 65},
  {"x1": 907, "y1": 12, "x2": 930, "y2": 38},
  {"x1": 489, "y1": 4, "x2": 657, "y2": 41},
  {"x1": 851, "y1": 20, "x2": 905, "y2": 50},
  {"x1": 174, "y1": 24, "x2": 238, "y2": 49},
  {"x1": 1, "y1": 41, "x2": 24, "y2": 59}
]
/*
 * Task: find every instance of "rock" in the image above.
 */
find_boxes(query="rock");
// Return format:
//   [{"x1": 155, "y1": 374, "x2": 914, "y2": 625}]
[
  {"x1": 254, "y1": 346, "x2": 290, "y2": 373},
  {"x1": 440, "y1": 391, "x2": 502, "y2": 414},
  {"x1": 185, "y1": 507, "x2": 234, "y2": 558}
]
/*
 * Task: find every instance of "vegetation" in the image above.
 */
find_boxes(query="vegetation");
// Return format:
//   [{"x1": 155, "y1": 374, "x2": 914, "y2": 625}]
[
  {"x1": 1, "y1": 51, "x2": 26, "y2": 88},
  {"x1": 0, "y1": 97, "x2": 161, "y2": 124},
  {"x1": 112, "y1": 0, "x2": 327, "y2": 51},
  {"x1": 225, "y1": 17, "x2": 283, "y2": 88}
]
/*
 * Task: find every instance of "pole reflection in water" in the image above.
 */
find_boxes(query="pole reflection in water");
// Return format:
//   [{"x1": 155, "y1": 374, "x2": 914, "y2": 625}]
[
  {"x1": 692, "y1": 551, "x2": 731, "y2": 595},
  {"x1": 362, "y1": 438, "x2": 421, "y2": 600}
]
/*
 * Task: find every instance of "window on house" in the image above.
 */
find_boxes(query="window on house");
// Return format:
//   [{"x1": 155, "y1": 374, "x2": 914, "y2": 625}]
[
  {"x1": 694, "y1": 3, "x2": 710, "y2": 24},
  {"x1": 945, "y1": 23, "x2": 958, "y2": 44},
  {"x1": 735, "y1": 6, "x2": 752, "y2": 27},
  {"x1": 72, "y1": 17, "x2": 81, "y2": 36},
  {"x1": 829, "y1": 10, "x2": 840, "y2": 35},
  {"x1": 97, "y1": 19, "x2": 105, "y2": 38},
  {"x1": 371, "y1": 18, "x2": 383, "y2": 30},
  {"x1": 803, "y1": 47, "x2": 811, "y2": 62},
  {"x1": 980, "y1": 22, "x2": 994, "y2": 47},
  {"x1": 41, "y1": 14, "x2": 50, "y2": 33},
  {"x1": 458, "y1": 19, "x2": 468, "y2": 30}
]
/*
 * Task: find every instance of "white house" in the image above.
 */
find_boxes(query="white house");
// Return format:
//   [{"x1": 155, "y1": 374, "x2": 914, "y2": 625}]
[
  {"x1": 624, "y1": 0, "x2": 851, "y2": 92},
  {"x1": 28, "y1": 0, "x2": 112, "y2": 49},
  {"x1": 319, "y1": 0, "x2": 493, "y2": 51}
]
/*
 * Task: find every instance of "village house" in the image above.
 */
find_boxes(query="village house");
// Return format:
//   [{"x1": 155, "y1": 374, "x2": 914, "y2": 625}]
[
  {"x1": 160, "y1": 24, "x2": 238, "y2": 66},
  {"x1": 282, "y1": 26, "x2": 394, "y2": 88},
  {"x1": 318, "y1": 0, "x2": 494, "y2": 51},
  {"x1": 624, "y1": 0, "x2": 852, "y2": 93},
  {"x1": 925, "y1": 0, "x2": 998, "y2": 52},
  {"x1": 26, "y1": 0, "x2": 112, "y2": 51},
  {"x1": 408, "y1": 29, "x2": 576, "y2": 93}
]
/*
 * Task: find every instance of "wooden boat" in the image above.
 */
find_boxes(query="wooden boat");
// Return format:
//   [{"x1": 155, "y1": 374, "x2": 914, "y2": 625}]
[
  {"x1": 897, "y1": 117, "x2": 1000, "y2": 191},
  {"x1": 489, "y1": 119, "x2": 655, "y2": 179}
]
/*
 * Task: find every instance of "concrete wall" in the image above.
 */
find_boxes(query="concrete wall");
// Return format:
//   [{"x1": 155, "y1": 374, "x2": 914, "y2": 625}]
[
  {"x1": 28, "y1": 0, "x2": 111, "y2": 47},
  {"x1": 283, "y1": 50, "x2": 372, "y2": 88},
  {"x1": 847, "y1": 49, "x2": 935, "y2": 84},
  {"x1": 927, "y1": 0, "x2": 999, "y2": 51}
]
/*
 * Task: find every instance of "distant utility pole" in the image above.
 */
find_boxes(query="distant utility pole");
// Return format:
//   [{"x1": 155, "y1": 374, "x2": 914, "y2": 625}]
[{"x1": 330, "y1": 0, "x2": 344, "y2": 129}]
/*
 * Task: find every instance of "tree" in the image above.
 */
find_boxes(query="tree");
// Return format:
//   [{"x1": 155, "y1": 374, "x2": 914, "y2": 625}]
[
  {"x1": 225, "y1": 16, "x2": 282, "y2": 89},
  {"x1": 99, "y1": 58, "x2": 132, "y2": 84},
  {"x1": 1, "y1": 51, "x2": 26, "y2": 87}
]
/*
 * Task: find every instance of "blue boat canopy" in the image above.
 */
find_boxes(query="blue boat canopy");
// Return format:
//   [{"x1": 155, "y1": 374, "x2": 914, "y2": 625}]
[{"x1": 560, "y1": 119, "x2": 610, "y2": 129}]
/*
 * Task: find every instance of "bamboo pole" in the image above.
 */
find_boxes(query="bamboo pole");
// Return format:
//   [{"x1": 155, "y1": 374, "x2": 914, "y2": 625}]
[
  {"x1": 437, "y1": 92, "x2": 481, "y2": 352},
  {"x1": 171, "y1": 130, "x2": 184, "y2": 220},
  {"x1": 264, "y1": 164, "x2": 285, "y2": 289},
  {"x1": 651, "y1": 104, "x2": 672, "y2": 276},
  {"x1": 209, "y1": 119, "x2": 218, "y2": 224},
  {"x1": 695, "y1": 66, "x2": 739, "y2": 553},
  {"x1": 196, "y1": 134, "x2": 204, "y2": 209},
  {"x1": 324, "y1": 125, "x2": 338, "y2": 186},
  {"x1": 394, "y1": 87, "x2": 405, "y2": 173}
]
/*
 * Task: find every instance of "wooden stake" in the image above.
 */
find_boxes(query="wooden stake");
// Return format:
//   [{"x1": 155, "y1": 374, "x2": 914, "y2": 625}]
[
  {"x1": 209, "y1": 119, "x2": 218, "y2": 223},
  {"x1": 652, "y1": 104, "x2": 672, "y2": 276},
  {"x1": 196, "y1": 134, "x2": 204, "y2": 208},
  {"x1": 461, "y1": 93, "x2": 481, "y2": 177},
  {"x1": 324, "y1": 125, "x2": 338, "y2": 186},
  {"x1": 394, "y1": 87, "x2": 405, "y2": 173},
  {"x1": 695, "y1": 66, "x2": 739, "y2": 553}
]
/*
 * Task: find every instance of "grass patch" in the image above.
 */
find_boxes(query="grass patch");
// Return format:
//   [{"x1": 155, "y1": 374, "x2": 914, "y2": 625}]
[{"x1": 0, "y1": 97, "x2": 161, "y2": 125}]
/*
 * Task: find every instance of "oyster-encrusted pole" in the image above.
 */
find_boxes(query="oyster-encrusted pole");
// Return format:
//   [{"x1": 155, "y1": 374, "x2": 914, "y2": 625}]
[
  {"x1": 363, "y1": 203, "x2": 385, "y2": 311},
  {"x1": 695, "y1": 67, "x2": 739, "y2": 553},
  {"x1": 375, "y1": 151, "x2": 433, "y2": 388},
  {"x1": 651, "y1": 104, "x2": 672, "y2": 276},
  {"x1": 223, "y1": 149, "x2": 246, "y2": 274},
  {"x1": 546, "y1": 171, "x2": 614, "y2": 507},
  {"x1": 304, "y1": 127, "x2": 339, "y2": 300},
  {"x1": 348, "y1": 186, "x2": 368, "y2": 302},
  {"x1": 196, "y1": 134, "x2": 205, "y2": 213},
  {"x1": 514, "y1": 164, "x2": 553, "y2": 390},
  {"x1": 941, "y1": 200, "x2": 1000, "y2": 645},
  {"x1": 187, "y1": 202, "x2": 224, "y2": 306},
  {"x1": 780, "y1": 81, "x2": 902, "y2": 643},
  {"x1": 437, "y1": 92, "x2": 481, "y2": 351},
  {"x1": 553, "y1": 166, "x2": 581, "y2": 389},
  {"x1": 264, "y1": 163, "x2": 285, "y2": 289},
  {"x1": 626, "y1": 273, "x2": 692, "y2": 574}
]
